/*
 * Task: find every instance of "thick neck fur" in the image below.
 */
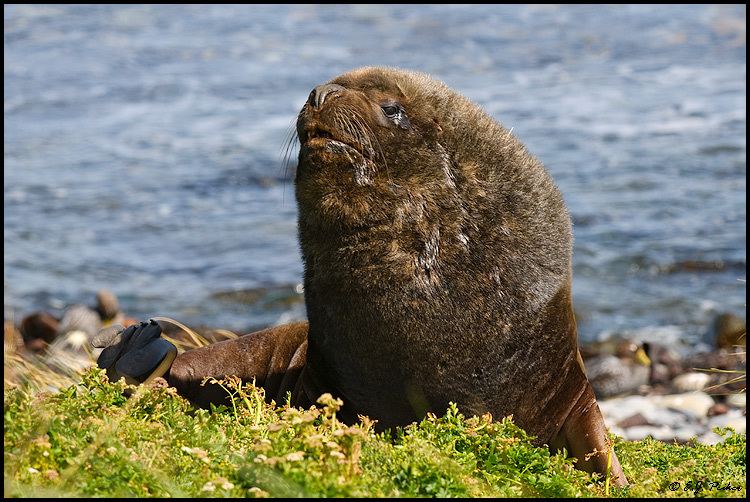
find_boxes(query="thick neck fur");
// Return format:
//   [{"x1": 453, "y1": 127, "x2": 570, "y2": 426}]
[{"x1": 295, "y1": 66, "x2": 573, "y2": 340}]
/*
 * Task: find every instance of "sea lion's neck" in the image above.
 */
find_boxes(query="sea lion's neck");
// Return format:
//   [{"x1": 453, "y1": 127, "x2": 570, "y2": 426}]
[
  {"x1": 298, "y1": 183, "x2": 469, "y2": 299},
  {"x1": 300, "y1": 223, "x2": 436, "y2": 293}
]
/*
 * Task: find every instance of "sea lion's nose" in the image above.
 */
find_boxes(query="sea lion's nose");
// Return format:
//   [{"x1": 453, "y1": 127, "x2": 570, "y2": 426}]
[{"x1": 309, "y1": 83, "x2": 345, "y2": 109}]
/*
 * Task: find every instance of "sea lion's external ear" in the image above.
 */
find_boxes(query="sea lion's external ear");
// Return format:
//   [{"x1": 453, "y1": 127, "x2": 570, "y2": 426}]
[{"x1": 432, "y1": 118, "x2": 443, "y2": 134}]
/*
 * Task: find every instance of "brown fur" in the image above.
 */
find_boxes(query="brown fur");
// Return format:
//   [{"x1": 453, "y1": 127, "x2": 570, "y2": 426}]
[
  {"x1": 168, "y1": 321, "x2": 309, "y2": 407},
  {"x1": 168, "y1": 67, "x2": 627, "y2": 486}
]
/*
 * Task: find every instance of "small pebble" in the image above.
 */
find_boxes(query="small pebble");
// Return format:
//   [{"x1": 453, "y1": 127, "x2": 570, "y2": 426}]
[
  {"x1": 617, "y1": 412, "x2": 651, "y2": 429},
  {"x1": 707, "y1": 403, "x2": 729, "y2": 417}
]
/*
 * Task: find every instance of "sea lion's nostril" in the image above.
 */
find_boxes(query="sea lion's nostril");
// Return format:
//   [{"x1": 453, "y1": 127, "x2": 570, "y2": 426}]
[{"x1": 309, "y1": 83, "x2": 345, "y2": 109}]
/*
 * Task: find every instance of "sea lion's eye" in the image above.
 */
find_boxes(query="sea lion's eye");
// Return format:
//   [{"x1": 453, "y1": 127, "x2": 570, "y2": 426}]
[
  {"x1": 380, "y1": 103, "x2": 410, "y2": 129},
  {"x1": 381, "y1": 104, "x2": 400, "y2": 118}
]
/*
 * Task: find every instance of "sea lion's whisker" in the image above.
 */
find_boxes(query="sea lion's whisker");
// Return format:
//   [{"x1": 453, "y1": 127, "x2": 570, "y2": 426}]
[
  {"x1": 279, "y1": 120, "x2": 300, "y2": 205},
  {"x1": 348, "y1": 110, "x2": 390, "y2": 183}
]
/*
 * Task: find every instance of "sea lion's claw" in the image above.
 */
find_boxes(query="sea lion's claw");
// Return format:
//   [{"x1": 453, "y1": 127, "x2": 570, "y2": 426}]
[{"x1": 127, "y1": 321, "x2": 163, "y2": 351}]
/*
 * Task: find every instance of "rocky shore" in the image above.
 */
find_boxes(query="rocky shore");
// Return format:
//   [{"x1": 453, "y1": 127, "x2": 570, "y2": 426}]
[
  {"x1": 599, "y1": 391, "x2": 745, "y2": 445},
  {"x1": 583, "y1": 313, "x2": 745, "y2": 445},
  {"x1": 6, "y1": 291, "x2": 746, "y2": 446}
]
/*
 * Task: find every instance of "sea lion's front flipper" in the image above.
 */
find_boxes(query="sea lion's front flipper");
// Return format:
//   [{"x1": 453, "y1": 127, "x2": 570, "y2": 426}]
[
  {"x1": 95, "y1": 320, "x2": 177, "y2": 385},
  {"x1": 553, "y1": 382, "x2": 628, "y2": 487},
  {"x1": 167, "y1": 321, "x2": 309, "y2": 408}
]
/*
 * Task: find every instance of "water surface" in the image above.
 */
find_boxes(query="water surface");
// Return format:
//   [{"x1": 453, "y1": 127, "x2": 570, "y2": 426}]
[{"x1": 4, "y1": 5, "x2": 746, "y2": 350}]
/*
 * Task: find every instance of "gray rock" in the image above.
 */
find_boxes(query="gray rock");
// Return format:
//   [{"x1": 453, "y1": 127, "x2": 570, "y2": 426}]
[
  {"x1": 617, "y1": 412, "x2": 651, "y2": 428},
  {"x1": 57, "y1": 304, "x2": 102, "y2": 340},
  {"x1": 599, "y1": 394, "x2": 706, "y2": 428},
  {"x1": 598, "y1": 391, "x2": 730, "y2": 444},
  {"x1": 586, "y1": 354, "x2": 650, "y2": 398},
  {"x1": 96, "y1": 289, "x2": 121, "y2": 321}
]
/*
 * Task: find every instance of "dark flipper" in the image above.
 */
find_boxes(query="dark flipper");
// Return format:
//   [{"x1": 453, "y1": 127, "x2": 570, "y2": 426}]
[
  {"x1": 167, "y1": 321, "x2": 310, "y2": 408},
  {"x1": 551, "y1": 382, "x2": 628, "y2": 487},
  {"x1": 95, "y1": 320, "x2": 177, "y2": 385}
]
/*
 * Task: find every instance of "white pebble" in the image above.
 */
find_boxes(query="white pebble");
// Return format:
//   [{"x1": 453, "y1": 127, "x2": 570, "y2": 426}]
[
  {"x1": 708, "y1": 410, "x2": 746, "y2": 433},
  {"x1": 672, "y1": 372, "x2": 711, "y2": 393},
  {"x1": 624, "y1": 425, "x2": 674, "y2": 441},
  {"x1": 657, "y1": 392, "x2": 715, "y2": 418},
  {"x1": 697, "y1": 431, "x2": 724, "y2": 445},
  {"x1": 726, "y1": 393, "x2": 746, "y2": 409}
]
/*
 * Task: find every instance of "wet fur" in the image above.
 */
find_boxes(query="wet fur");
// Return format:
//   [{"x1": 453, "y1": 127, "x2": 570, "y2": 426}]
[{"x1": 168, "y1": 67, "x2": 627, "y2": 486}]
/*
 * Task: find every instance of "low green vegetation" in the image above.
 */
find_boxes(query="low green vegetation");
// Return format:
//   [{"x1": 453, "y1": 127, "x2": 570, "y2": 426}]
[{"x1": 4, "y1": 369, "x2": 746, "y2": 498}]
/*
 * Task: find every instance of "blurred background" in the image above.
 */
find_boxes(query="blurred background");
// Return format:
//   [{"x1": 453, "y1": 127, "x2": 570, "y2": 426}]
[{"x1": 4, "y1": 4, "x2": 746, "y2": 353}]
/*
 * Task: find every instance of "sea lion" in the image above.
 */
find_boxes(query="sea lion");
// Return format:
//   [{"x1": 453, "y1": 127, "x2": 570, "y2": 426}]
[{"x1": 96, "y1": 67, "x2": 627, "y2": 486}]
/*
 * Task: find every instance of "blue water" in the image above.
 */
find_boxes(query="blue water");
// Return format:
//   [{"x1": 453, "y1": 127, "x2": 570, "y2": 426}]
[{"x1": 4, "y1": 5, "x2": 746, "y2": 350}]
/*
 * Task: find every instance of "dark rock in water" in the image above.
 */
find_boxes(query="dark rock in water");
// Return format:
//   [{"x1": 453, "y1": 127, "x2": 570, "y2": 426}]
[
  {"x1": 712, "y1": 312, "x2": 746, "y2": 349},
  {"x1": 57, "y1": 304, "x2": 102, "y2": 340},
  {"x1": 20, "y1": 311, "x2": 60, "y2": 351},
  {"x1": 697, "y1": 144, "x2": 744, "y2": 155},
  {"x1": 660, "y1": 259, "x2": 738, "y2": 274},
  {"x1": 210, "y1": 284, "x2": 304, "y2": 310},
  {"x1": 96, "y1": 289, "x2": 121, "y2": 321}
]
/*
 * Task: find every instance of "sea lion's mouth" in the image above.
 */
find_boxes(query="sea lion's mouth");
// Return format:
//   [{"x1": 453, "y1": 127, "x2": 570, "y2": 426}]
[
  {"x1": 301, "y1": 126, "x2": 366, "y2": 157},
  {"x1": 304, "y1": 127, "x2": 334, "y2": 142}
]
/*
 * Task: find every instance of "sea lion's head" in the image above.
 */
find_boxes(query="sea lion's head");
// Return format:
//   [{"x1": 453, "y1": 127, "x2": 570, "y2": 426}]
[
  {"x1": 295, "y1": 67, "x2": 513, "y2": 234},
  {"x1": 294, "y1": 67, "x2": 569, "y2": 297}
]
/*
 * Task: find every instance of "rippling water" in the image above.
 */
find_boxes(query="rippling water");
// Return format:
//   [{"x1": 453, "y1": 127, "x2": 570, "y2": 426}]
[{"x1": 4, "y1": 4, "x2": 746, "y2": 349}]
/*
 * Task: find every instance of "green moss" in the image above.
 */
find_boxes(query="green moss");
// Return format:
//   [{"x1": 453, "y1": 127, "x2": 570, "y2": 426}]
[{"x1": 4, "y1": 369, "x2": 746, "y2": 498}]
